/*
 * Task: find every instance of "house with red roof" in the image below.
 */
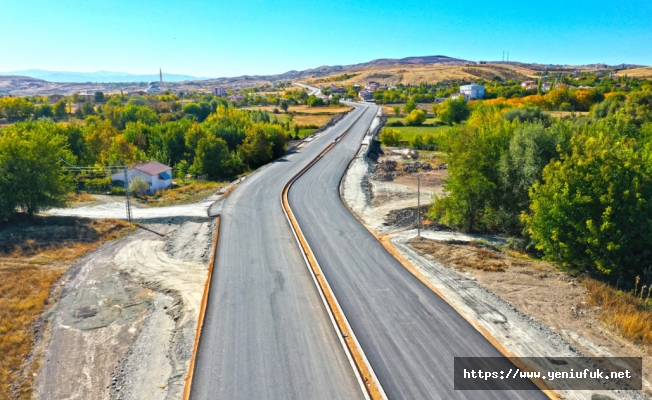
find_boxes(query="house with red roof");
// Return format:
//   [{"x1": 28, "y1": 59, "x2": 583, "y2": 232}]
[{"x1": 111, "y1": 161, "x2": 173, "y2": 192}]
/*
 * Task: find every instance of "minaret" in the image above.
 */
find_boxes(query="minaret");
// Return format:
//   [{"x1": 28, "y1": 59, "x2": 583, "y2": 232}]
[{"x1": 159, "y1": 68, "x2": 163, "y2": 91}]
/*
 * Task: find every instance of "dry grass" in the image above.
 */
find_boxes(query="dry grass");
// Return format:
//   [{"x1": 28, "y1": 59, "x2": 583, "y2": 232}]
[
  {"x1": 584, "y1": 279, "x2": 652, "y2": 345},
  {"x1": 135, "y1": 181, "x2": 224, "y2": 207},
  {"x1": 0, "y1": 217, "x2": 133, "y2": 399},
  {"x1": 409, "y1": 238, "x2": 508, "y2": 272},
  {"x1": 301, "y1": 63, "x2": 538, "y2": 86},
  {"x1": 244, "y1": 105, "x2": 352, "y2": 114},
  {"x1": 67, "y1": 192, "x2": 97, "y2": 203},
  {"x1": 292, "y1": 114, "x2": 333, "y2": 127},
  {"x1": 622, "y1": 66, "x2": 652, "y2": 78}
]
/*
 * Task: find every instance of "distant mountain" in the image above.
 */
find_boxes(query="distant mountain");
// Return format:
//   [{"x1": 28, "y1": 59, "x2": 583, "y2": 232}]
[{"x1": 0, "y1": 69, "x2": 208, "y2": 83}]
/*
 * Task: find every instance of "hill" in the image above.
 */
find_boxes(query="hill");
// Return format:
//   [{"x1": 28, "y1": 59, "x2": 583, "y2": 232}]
[
  {"x1": 298, "y1": 63, "x2": 539, "y2": 87},
  {"x1": 623, "y1": 66, "x2": 652, "y2": 78},
  {"x1": 0, "y1": 69, "x2": 205, "y2": 83}
]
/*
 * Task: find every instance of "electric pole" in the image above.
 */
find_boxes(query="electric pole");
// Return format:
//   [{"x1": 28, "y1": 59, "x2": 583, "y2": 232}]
[
  {"x1": 417, "y1": 173, "x2": 421, "y2": 239},
  {"x1": 124, "y1": 167, "x2": 132, "y2": 223}
]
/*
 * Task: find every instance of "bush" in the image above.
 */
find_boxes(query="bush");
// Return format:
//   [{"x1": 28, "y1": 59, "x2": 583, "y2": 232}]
[
  {"x1": 387, "y1": 120, "x2": 404, "y2": 127},
  {"x1": 404, "y1": 109, "x2": 426, "y2": 126},
  {"x1": 559, "y1": 102, "x2": 572, "y2": 111},
  {"x1": 129, "y1": 176, "x2": 150, "y2": 196},
  {"x1": 379, "y1": 128, "x2": 401, "y2": 147},
  {"x1": 110, "y1": 187, "x2": 126, "y2": 195},
  {"x1": 84, "y1": 177, "x2": 112, "y2": 193},
  {"x1": 503, "y1": 105, "x2": 549, "y2": 122}
]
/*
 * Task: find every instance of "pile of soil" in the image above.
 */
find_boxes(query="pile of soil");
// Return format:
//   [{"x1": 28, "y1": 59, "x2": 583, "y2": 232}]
[
  {"x1": 402, "y1": 161, "x2": 433, "y2": 173},
  {"x1": 371, "y1": 160, "x2": 398, "y2": 181},
  {"x1": 383, "y1": 206, "x2": 450, "y2": 231}
]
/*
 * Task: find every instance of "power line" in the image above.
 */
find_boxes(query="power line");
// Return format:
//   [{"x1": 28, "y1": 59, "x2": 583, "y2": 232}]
[{"x1": 61, "y1": 160, "x2": 133, "y2": 222}]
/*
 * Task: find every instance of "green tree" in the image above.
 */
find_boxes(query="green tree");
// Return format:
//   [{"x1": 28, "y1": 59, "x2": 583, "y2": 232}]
[
  {"x1": 523, "y1": 132, "x2": 652, "y2": 281},
  {"x1": 94, "y1": 91, "x2": 105, "y2": 103},
  {"x1": 239, "y1": 123, "x2": 273, "y2": 167},
  {"x1": 191, "y1": 135, "x2": 229, "y2": 178},
  {"x1": 81, "y1": 101, "x2": 96, "y2": 116},
  {"x1": 379, "y1": 128, "x2": 401, "y2": 147},
  {"x1": 280, "y1": 101, "x2": 289, "y2": 113},
  {"x1": 403, "y1": 99, "x2": 417, "y2": 114},
  {"x1": 54, "y1": 100, "x2": 67, "y2": 119},
  {"x1": 404, "y1": 109, "x2": 426, "y2": 126},
  {"x1": 438, "y1": 97, "x2": 470, "y2": 125},
  {"x1": 34, "y1": 104, "x2": 54, "y2": 119},
  {"x1": 393, "y1": 105, "x2": 400, "y2": 117},
  {"x1": 0, "y1": 121, "x2": 75, "y2": 216}
]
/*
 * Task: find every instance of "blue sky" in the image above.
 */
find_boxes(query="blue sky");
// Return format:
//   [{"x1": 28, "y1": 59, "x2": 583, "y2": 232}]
[{"x1": 1, "y1": 0, "x2": 650, "y2": 78}]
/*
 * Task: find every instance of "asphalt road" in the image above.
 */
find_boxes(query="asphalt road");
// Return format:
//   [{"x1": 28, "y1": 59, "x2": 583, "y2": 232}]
[
  {"x1": 288, "y1": 103, "x2": 548, "y2": 399},
  {"x1": 190, "y1": 107, "x2": 368, "y2": 400}
]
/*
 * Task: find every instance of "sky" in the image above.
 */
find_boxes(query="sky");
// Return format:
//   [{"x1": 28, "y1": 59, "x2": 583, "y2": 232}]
[{"x1": 1, "y1": 0, "x2": 651, "y2": 78}]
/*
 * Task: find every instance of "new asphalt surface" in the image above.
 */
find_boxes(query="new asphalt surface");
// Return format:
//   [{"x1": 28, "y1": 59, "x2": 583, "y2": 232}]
[
  {"x1": 288, "y1": 103, "x2": 548, "y2": 399},
  {"x1": 190, "y1": 106, "x2": 368, "y2": 400}
]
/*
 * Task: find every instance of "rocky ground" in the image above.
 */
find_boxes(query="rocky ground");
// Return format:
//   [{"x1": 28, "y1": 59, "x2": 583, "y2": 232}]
[{"x1": 340, "y1": 115, "x2": 650, "y2": 399}]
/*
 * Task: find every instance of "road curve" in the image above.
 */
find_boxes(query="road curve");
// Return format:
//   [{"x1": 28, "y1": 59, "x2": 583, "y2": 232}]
[
  {"x1": 190, "y1": 108, "x2": 368, "y2": 399},
  {"x1": 288, "y1": 103, "x2": 548, "y2": 399}
]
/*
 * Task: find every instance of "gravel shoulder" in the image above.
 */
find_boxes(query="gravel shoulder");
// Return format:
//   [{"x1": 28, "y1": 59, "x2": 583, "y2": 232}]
[{"x1": 340, "y1": 128, "x2": 650, "y2": 399}]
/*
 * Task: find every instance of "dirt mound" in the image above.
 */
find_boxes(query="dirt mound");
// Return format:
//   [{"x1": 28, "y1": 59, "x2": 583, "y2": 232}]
[
  {"x1": 402, "y1": 161, "x2": 433, "y2": 173},
  {"x1": 371, "y1": 160, "x2": 398, "y2": 181}
]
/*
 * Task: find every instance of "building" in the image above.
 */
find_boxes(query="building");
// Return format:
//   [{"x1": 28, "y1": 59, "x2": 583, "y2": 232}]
[
  {"x1": 111, "y1": 161, "x2": 173, "y2": 193},
  {"x1": 330, "y1": 86, "x2": 346, "y2": 94},
  {"x1": 358, "y1": 90, "x2": 374, "y2": 101},
  {"x1": 521, "y1": 80, "x2": 536, "y2": 87},
  {"x1": 49, "y1": 94, "x2": 65, "y2": 103},
  {"x1": 146, "y1": 81, "x2": 162, "y2": 94},
  {"x1": 459, "y1": 83, "x2": 485, "y2": 100},
  {"x1": 213, "y1": 87, "x2": 226, "y2": 96},
  {"x1": 227, "y1": 93, "x2": 244, "y2": 102},
  {"x1": 450, "y1": 93, "x2": 466, "y2": 100},
  {"x1": 366, "y1": 81, "x2": 380, "y2": 91}
]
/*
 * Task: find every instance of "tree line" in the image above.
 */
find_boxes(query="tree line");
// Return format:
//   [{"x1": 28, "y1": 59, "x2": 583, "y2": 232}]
[
  {"x1": 428, "y1": 91, "x2": 652, "y2": 284},
  {"x1": 0, "y1": 103, "x2": 291, "y2": 220}
]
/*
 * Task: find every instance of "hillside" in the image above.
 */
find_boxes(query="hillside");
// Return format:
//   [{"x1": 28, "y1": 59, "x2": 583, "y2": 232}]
[
  {"x1": 299, "y1": 63, "x2": 539, "y2": 86},
  {"x1": 623, "y1": 66, "x2": 652, "y2": 78},
  {"x1": 0, "y1": 69, "x2": 204, "y2": 83}
]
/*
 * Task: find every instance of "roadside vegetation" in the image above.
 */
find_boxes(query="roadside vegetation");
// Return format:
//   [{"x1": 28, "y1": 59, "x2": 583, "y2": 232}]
[
  {"x1": 0, "y1": 216, "x2": 133, "y2": 399},
  {"x1": 132, "y1": 180, "x2": 225, "y2": 207}
]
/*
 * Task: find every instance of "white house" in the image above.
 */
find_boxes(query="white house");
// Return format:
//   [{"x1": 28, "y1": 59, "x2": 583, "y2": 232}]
[
  {"x1": 459, "y1": 83, "x2": 485, "y2": 100},
  {"x1": 111, "y1": 161, "x2": 173, "y2": 192}
]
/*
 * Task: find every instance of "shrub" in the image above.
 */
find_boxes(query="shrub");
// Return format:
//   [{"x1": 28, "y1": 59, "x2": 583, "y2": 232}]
[
  {"x1": 404, "y1": 109, "x2": 427, "y2": 126},
  {"x1": 129, "y1": 176, "x2": 150, "y2": 196},
  {"x1": 379, "y1": 128, "x2": 401, "y2": 147}
]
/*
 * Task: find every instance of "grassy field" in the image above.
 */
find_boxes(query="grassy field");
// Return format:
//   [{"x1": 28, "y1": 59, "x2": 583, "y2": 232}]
[
  {"x1": 134, "y1": 180, "x2": 225, "y2": 207},
  {"x1": 384, "y1": 124, "x2": 451, "y2": 145},
  {"x1": 297, "y1": 128, "x2": 317, "y2": 138},
  {"x1": 0, "y1": 217, "x2": 133, "y2": 399},
  {"x1": 292, "y1": 114, "x2": 333, "y2": 127}
]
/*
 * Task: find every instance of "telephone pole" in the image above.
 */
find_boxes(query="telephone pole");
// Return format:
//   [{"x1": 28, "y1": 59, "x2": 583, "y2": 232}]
[{"x1": 124, "y1": 167, "x2": 132, "y2": 223}]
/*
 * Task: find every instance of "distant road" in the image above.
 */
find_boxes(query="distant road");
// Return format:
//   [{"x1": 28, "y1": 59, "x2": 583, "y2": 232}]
[
  {"x1": 190, "y1": 107, "x2": 368, "y2": 399},
  {"x1": 288, "y1": 103, "x2": 547, "y2": 399},
  {"x1": 294, "y1": 82, "x2": 326, "y2": 98}
]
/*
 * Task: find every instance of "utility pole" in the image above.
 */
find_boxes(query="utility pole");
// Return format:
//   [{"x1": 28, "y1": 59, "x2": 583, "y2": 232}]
[
  {"x1": 417, "y1": 173, "x2": 421, "y2": 239},
  {"x1": 124, "y1": 167, "x2": 132, "y2": 223}
]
